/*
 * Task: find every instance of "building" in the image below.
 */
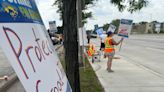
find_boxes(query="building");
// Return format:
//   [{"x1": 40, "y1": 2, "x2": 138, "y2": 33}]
[
  {"x1": 131, "y1": 22, "x2": 153, "y2": 34},
  {"x1": 160, "y1": 22, "x2": 164, "y2": 33},
  {"x1": 131, "y1": 23, "x2": 145, "y2": 34},
  {"x1": 145, "y1": 22, "x2": 154, "y2": 34}
]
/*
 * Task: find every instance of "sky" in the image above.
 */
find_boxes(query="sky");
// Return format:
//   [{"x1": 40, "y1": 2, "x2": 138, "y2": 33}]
[{"x1": 35, "y1": 0, "x2": 164, "y2": 30}]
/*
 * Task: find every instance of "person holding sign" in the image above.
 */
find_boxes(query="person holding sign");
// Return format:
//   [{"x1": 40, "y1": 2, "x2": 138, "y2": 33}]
[{"x1": 104, "y1": 31, "x2": 123, "y2": 72}]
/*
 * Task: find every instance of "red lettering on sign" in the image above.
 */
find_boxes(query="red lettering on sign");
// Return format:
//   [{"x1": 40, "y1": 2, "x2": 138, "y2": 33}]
[
  {"x1": 42, "y1": 40, "x2": 49, "y2": 56},
  {"x1": 3, "y1": 27, "x2": 29, "y2": 79},
  {"x1": 25, "y1": 46, "x2": 36, "y2": 72},
  {"x1": 32, "y1": 28, "x2": 46, "y2": 60},
  {"x1": 36, "y1": 80, "x2": 41, "y2": 92}
]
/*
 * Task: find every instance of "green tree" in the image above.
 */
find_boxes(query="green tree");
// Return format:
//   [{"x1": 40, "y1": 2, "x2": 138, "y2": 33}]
[
  {"x1": 54, "y1": 0, "x2": 95, "y2": 25},
  {"x1": 54, "y1": 0, "x2": 149, "y2": 92},
  {"x1": 111, "y1": 19, "x2": 120, "y2": 33},
  {"x1": 56, "y1": 26, "x2": 63, "y2": 34},
  {"x1": 110, "y1": 0, "x2": 148, "y2": 13},
  {"x1": 102, "y1": 23, "x2": 110, "y2": 32}
]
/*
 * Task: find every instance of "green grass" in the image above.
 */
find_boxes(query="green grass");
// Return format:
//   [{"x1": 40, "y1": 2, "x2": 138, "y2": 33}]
[
  {"x1": 59, "y1": 53, "x2": 104, "y2": 92},
  {"x1": 80, "y1": 57, "x2": 104, "y2": 92}
]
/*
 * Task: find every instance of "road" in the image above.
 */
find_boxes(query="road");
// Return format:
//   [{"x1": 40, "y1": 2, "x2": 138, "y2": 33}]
[
  {"x1": 118, "y1": 34, "x2": 164, "y2": 78},
  {"x1": 5, "y1": 79, "x2": 25, "y2": 92},
  {"x1": 0, "y1": 47, "x2": 14, "y2": 81},
  {"x1": 92, "y1": 34, "x2": 164, "y2": 77}
]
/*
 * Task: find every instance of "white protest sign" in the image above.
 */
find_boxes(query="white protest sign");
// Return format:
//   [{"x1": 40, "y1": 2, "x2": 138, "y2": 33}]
[
  {"x1": 107, "y1": 24, "x2": 116, "y2": 33},
  {"x1": 0, "y1": 0, "x2": 71, "y2": 92},
  {"x1": 79, "y1": 27, "x2": 88, "y2": 46},
  {"x1": 118, "y1": 19, "x2": 133, "y2": 38},
  {"x1": 49, "y1": 21, "x2": 58, "y2": 33},
  {"x1": 155, "y1": 23, "x2": 161, "y2": 33}
]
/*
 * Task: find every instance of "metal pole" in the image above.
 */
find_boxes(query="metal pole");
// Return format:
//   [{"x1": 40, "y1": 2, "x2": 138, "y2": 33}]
[{"x1": 76, "y1": 0, "x2": 84, "y2": 67}]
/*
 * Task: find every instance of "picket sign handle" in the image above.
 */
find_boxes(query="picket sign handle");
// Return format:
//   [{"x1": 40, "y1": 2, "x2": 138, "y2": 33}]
[{"x1": 119, "y1": 39, "x2": 123, "y2": 52}]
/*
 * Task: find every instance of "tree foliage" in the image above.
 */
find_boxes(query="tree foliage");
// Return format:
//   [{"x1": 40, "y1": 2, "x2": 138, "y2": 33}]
[
  {"x1": 110, "y1": 0, "x2": 148, "y2": 13},
  {"x1": 102, "y1": 23, "x2": 110, "y2": 32},
  {"x1": 54, "y1": 0, "x2": 97, "y2": 25},
  {"x1": 53, "y1": 0, "x2": 63, "y2": 20},
  {"x1": 111, "y1": 19, "x2": 120, "y2": 33},
  {"x1": 102, "y1": 19, "x2": 120, "y2": 33},
  {"x1": 54, "y1": 0, "x2": 148, "y2": 25}
]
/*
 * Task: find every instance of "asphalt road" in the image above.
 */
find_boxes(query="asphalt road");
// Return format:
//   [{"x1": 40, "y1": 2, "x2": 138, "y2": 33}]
[
  {"x1": 118, "y1": 34, "x2": 164, "y2": 77},
  {"x1": 0, "y1": 47, "x2": 14, "y2": 81},
  {"x1": 5, "y1": 79, "x2": 25, "y2": 92}
]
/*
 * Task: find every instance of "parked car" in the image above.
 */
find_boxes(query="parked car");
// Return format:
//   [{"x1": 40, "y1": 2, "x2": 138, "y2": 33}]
[
  {"x1": 90, "y1": 34, "x2": 97, "y2": 38},
  {"x1": 51, "y1": 37, "x2": 60, "y2": 45}
]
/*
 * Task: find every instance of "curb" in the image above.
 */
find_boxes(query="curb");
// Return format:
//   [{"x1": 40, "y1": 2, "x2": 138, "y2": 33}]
[
  {"x1": 0, "y1": 44, "x2": 63, "y2": 91},
  {"x1": 55, "y1": 44, "x2": 63, "y2": 51},
  {"x1": 0, "y1": 73, "x2": 18, "y2": 92}
]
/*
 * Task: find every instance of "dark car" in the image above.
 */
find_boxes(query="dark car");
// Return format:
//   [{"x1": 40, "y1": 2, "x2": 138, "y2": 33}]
[
  {"x1": 90, "y1": 34, "x2": 97, "y2": 38},
  {"x1": 51, "y1": 37, "x2": 60, "y2": 45}
]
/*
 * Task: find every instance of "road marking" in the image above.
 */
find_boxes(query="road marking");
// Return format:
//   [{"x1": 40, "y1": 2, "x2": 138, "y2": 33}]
[{"x1": 146, "y1": 47, "x2": 164, "y2": 53}]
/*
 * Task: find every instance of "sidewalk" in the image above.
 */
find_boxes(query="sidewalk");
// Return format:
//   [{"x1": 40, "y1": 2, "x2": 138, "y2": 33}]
[{"x1": 89, "y1": 49, "x2": 164, "y2": 92}]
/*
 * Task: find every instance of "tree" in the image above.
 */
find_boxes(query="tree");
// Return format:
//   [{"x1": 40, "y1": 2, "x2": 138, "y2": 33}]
[
  {"x1": 54, "y1": 0, "x2": 97, "y2": 92},
  {"x1": 111, "y1": 19, "x2": 120, "y2": 34},
  {"x1": 110, "y1": 0, "x2": 148, "y2": 13},
  {"x1": 54, "y1": 0, "x2": 95, "y2": 25},
  {"x1": 56, "y1": 26, "x2": 63, "y2": 34},
  {"x1": 102, "y1": 23, "x2": 110, "y2": 32},
  {"x1": 63, "y1": 0, "x2": 80, "y2": 92},
  {"x1": 54, "y1": 0, "x2": 149, "y2": 92}
]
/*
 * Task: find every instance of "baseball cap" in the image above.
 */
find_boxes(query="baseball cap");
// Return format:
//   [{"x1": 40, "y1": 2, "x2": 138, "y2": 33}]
[{"x1": 106, "y1": 31, "x2": 113, "y2": 35}]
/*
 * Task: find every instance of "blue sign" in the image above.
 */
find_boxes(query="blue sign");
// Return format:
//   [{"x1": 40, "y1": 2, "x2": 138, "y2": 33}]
[
  {"x1": 0, "y1": 0, "x2": 43, "y2": 24},
  {"x1": 94, "y1": 24, "x2": 99, "y2": 30},
  {"x1": 96, "y1": 28, "x2": 103, "y2": 36},
  {"x1": 120, "y1": 19, "x2": 133, "y2": 25}
]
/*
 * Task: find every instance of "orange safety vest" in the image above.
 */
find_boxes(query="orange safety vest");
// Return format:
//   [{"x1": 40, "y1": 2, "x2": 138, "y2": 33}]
[
  {"x1": 104, "y1": 37, "x2": 114, "y2": 53},
  {"x1": 88, "y1": 44, "x2": 95, "y2": 57}
]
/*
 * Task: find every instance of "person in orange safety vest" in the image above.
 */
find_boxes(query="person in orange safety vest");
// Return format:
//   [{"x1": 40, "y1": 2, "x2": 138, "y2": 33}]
[
  {"x1": 88, "y1": 43, "x2": 95, "y2": 57},
  {"x1": 104, "y1": 31, "x2": 123, "y2": 72}
]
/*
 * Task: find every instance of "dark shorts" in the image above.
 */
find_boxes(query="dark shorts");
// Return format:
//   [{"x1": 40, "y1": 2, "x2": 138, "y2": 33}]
[{"x1": 100, "y1": 42, "x2": 105, "y2": 50}]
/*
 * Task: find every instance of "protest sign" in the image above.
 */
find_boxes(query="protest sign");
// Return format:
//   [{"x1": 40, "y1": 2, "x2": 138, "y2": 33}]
[
  {"x1": 107, "y1": 24, "x2": 116, "y2": 33},
  {"x1": 49, "y1": 21, "x2": 58, "y2": 33},
  {"x1": 79, "y1": 27, "x2": 88, "y2": 46},
  {"x1": 96, "y1": 28, "x2": 103, "y2": 36},
  {"x1": 155, "y1": 23, "x2": 161, "y2": 33},
  {"x1": 100, "y1": 34, "x2": 107, "y2": 40},
  {"x1": 118, "y1": 19, "x2": 133, "y2": 38},
  {"x1": 0, "y1": 0, "x2": 71, "y2": 92}
]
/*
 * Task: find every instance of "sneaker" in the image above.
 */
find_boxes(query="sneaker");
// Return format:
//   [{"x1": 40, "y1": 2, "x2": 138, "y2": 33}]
[{"x1": 107, "y1": 69, "x2": 114, "y2": 72}]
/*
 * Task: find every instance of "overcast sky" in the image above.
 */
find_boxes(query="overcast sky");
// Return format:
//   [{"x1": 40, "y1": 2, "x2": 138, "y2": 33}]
[{"x1": 35, "y1": 0, "x2": 164, "y2": 30}]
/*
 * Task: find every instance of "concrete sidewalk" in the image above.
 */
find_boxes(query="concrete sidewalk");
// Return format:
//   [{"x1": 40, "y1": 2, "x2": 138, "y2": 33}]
[{"x1": 89, "y1": 52, "x2": 164, "y2": 92}]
